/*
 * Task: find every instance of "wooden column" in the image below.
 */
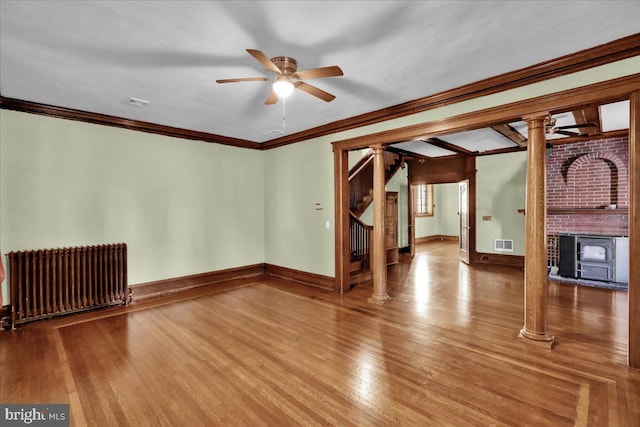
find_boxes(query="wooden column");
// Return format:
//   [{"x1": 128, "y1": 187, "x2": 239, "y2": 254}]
[
  {"x1": 334, "y1": 147, "x2": 350, "y2": 294},
  {"x1": 629, "y1": 91, "x2": 640, "y2": 368},
  {"x1": 518, "y1": 113, "x2": 554, "y2": 347},
  {"x1": 368, "y1": 144, "x2": 391, "y2": 304}
]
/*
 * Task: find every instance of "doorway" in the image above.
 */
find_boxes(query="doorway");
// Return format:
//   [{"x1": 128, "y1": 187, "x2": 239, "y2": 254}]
[{"x1": 409, "y1": 181, "x2": 470, "y2": 262}]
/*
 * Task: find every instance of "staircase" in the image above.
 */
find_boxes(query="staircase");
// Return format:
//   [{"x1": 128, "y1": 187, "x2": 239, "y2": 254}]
[
  {"x1": 349, "y1": 212, "x2": 372, "y2": 285},
  {"x1": 349, "y1": 150, "x2": 403, "y2": 217},
  {"x1": 347, "y1": 149, "x2": 403, "y2": 286}
]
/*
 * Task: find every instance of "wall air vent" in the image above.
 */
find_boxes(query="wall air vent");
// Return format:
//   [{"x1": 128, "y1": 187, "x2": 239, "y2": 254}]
[{"x1": 494, "y1": 239, "x2": 514, "y2": 252}]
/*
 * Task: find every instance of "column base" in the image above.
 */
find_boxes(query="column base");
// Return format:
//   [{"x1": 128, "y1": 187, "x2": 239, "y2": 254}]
[
  {"x1": 368, "y1": 294, "x2": 391, "y2": 305},
  {"x1": 517, "y1": 328, "x2": 555, "y2": 349}
]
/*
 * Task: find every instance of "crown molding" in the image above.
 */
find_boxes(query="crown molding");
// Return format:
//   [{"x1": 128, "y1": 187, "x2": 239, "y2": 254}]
[{"x1": 0, "y1": 96, "x2": 262, "y2": 150}]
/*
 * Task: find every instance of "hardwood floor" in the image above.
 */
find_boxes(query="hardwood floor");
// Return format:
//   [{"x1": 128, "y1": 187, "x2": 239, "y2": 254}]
[{"x1": 1, "y1": 241, "x2": 639, "y2": 426}]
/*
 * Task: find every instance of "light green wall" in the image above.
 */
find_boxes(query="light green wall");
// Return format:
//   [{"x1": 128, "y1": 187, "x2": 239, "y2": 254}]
[
  {"x1": 263, "y1": 138, "x2": 335, "y2": 276},
  {"x1": 0, "y1": 109, "x2": 264, "y2": 304},
  {"x1": 416, "y1": 183, "x2": 459, "y2": 238},
  {"x1": 475, "y1": 151, "x2": 527, "y2": 256},
  {"x1": 348, "y1": 148, "x2": 370, "y2": 169}
]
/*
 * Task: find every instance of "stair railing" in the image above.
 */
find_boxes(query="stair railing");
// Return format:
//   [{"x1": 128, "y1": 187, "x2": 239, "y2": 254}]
[{"x1": 350, "y1": 212, "x2": 372, "y2": 270}]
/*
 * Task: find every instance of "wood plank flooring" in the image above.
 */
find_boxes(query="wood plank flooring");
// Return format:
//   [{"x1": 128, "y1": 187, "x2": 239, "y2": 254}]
[{"x1": 1, "y1": 241, "x2": 639, "y2": 426}]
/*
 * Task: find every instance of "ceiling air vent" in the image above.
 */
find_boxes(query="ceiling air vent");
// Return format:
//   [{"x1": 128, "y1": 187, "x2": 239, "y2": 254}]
[
  {"x1": 494, "y1": 239, "x2": 514, "y2": 252},
  {"x1": 128, "y1": 97, "x2": 150, "y2": 107}
]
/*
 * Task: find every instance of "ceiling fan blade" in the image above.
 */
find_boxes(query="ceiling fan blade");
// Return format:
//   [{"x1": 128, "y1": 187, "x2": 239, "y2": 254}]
[
  {"x1": 295, "y1": 66, "x2": 344, "y2": 80},
  {"x1": 554, "y1": 123, "x2": 598, "y2": 130},
  {"x1": 264, "y1": 90, "x2": 279, "y2": 105},
  {"x1": 216, "y1": 77, "x2": 268, "y2": 84},
  {"x1": 294, "y1": 81, "x2": 336, "y2": 102},
  {"x1": 246, "y1": 49, "x2": 281, "y2": 74},
  {"x1": 555, "y1": 130, "x2": 581, "y2": 137}
]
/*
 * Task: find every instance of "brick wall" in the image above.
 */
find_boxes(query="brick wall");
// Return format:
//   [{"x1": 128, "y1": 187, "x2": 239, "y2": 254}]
[
  {"x1": 546, "y1": 136, "x2": 629, "y2": 236},
  {"x1": 547, "y1": 212, "x2": 629, "y2": 235}
]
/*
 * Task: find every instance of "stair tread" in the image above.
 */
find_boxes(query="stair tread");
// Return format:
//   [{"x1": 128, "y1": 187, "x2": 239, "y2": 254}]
[
  {"x1": 350, "y1": 268, "x2": 371, "y2": 275},
  {"x1": 350, "y1": 260, "x2": 364, "y2": 272},
  {"x1": 350, "y1": 269, "x2": 372, "y2": 284}
]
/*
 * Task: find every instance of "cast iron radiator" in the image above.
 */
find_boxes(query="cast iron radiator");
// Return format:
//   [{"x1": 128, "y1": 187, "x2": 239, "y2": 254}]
[{"x1": 7, "y1": 243, "x2": 128, "y2": 328}]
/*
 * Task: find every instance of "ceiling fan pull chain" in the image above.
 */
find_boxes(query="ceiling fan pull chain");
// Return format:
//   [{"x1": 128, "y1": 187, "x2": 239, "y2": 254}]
[{"x1": 282, "y1": 97, "x2": 286, "y2": 128}]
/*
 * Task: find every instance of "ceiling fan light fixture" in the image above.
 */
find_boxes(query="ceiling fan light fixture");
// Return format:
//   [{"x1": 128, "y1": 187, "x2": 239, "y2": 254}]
[
  {"x1": 273, "y1": 77, "x2": 294, "y2": 98},
  {"x1": 218, "y1": 49, "x2": 342, "y2": 104}
]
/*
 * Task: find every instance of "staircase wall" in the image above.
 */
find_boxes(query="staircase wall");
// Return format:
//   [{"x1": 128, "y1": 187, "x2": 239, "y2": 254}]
[
  {"x1": 359, "y1": 167, "x2": 409, "y2": 248},
  {"x1": 349, "y1": 148, "x2": 371, "y2": 169}
]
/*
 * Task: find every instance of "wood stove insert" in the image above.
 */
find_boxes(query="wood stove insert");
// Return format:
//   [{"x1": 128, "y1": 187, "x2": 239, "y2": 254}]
[{"x1": 558, "y1": 233, "x2": 629, "y2": 283}]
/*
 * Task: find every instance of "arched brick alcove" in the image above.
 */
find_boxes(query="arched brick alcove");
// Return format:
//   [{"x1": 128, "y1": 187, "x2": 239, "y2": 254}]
[
  {"x1": 566, "y1": 151, "x2": 628, "y2": 208},
  {"x1": 546, "y1": 137, "x2": 629, "y2": 237}
]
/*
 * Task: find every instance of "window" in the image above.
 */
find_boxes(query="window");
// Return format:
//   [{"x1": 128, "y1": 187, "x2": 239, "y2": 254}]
[{"x1": 415, "y1": 184, "x2": 434, "y2": 216}]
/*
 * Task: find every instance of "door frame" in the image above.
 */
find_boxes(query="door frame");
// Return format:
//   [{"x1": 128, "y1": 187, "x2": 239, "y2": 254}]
[
  {"x1": 407, "y1": 178, "x2": 477, "y2": 262},
  {"x1": 459, "y1": 180, "x2": 471, "y2": 264},
  {"x1": 408, "y1": 185, "x2": 416, "y2": 258}
]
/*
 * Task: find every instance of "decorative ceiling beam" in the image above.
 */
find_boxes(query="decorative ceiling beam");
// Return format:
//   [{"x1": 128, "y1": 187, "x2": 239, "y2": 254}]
[
  {"x1": 423, "y1": 137, "x2": 474, "y2": 156},
  {"x1": 572, "y1": 104, "x2": 601, "y2": 136},
  {"x1": 548, "y1": 129, "x2": 627, "y2": 146},
  {"x1": 387, "y1": 146, "x2": 435, "y2": 162},
  {"x1": 491, "y1": 124, "x2": 528, "y2": 147},
  {"x1": 478, "y1": 145, "x2": 528, "y2": 156}
]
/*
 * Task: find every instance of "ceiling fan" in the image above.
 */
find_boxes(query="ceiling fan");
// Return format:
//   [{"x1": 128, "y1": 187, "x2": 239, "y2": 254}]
[
  {"x1": 545, "y1": 118, "x2": 599, "y2": 137},
  {"x1": 216, "y1": 49, "x2": 343, "y2": 105}
]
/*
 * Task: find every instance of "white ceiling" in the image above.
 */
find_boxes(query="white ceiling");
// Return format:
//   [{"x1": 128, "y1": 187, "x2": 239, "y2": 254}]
[
  {"x1": 600, "y1": 100, "x2": 631, "y2": 132},
  {"x1": 392, "y1": 140, "x2": 457, "y2": 158},
  {"x1": 1, "y1": 1, "x2": 638, "y2": 147}
]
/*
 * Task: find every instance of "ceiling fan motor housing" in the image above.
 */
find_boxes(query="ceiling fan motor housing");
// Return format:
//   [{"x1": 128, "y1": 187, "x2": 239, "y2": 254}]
[{"x1": 271, "y1": 56, "x2": 298, "y2": 78}]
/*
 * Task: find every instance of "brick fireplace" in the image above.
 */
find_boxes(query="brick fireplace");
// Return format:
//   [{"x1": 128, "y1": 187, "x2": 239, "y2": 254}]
[{"x1": 546, "y1": 136, "x2": 629, "y2": 267}]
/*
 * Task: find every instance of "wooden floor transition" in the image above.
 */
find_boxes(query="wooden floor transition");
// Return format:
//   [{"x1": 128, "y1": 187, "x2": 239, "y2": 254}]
[{"x1": 1, "y1": 241, "x2": 639, "y2": 426}]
